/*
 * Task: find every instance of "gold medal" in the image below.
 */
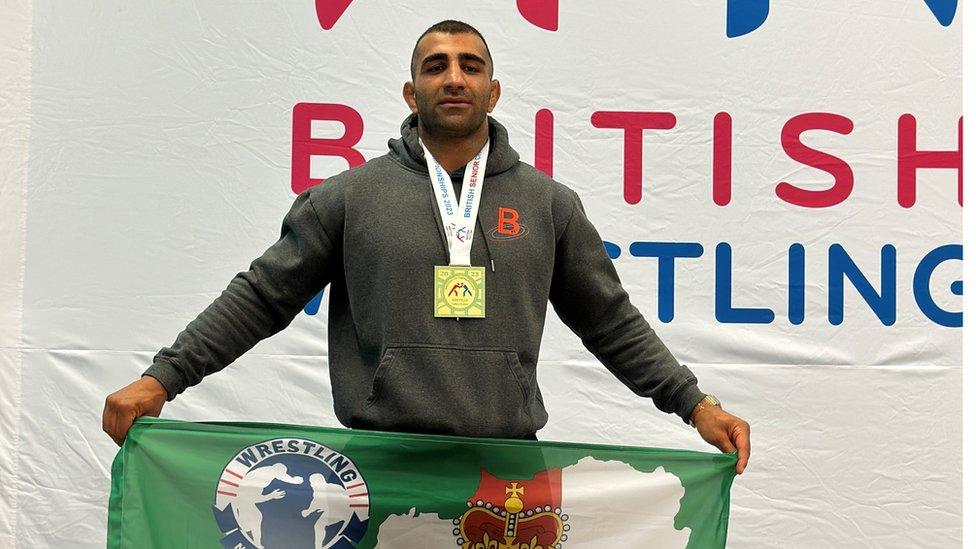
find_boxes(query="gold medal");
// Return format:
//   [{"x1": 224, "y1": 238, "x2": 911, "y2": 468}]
[{"x1": 434, "y1": 265, "x2": 486, "y2": 318}]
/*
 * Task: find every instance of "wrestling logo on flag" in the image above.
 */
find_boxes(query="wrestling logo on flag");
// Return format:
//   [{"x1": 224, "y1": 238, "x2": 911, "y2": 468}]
[{"x1": 211, "y1": 438, "x2": 369, "y2": 548}]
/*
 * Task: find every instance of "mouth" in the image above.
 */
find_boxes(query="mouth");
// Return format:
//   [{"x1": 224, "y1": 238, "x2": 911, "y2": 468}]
[{"x1": 438, "y1": 99, "x2": 472, "y2": 108}]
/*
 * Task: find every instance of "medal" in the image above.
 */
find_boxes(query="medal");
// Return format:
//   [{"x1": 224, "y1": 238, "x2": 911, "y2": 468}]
[
  {"x1": 434, "y1": 265, "x2": 485, "y2": 318},
  {"x1": 421, "y1": 138, "x2": 490, "y2": 318}
]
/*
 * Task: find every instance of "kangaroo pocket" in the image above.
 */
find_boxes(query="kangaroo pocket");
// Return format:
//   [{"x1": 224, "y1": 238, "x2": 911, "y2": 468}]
[{"x1": 357, "y1": 344, "x2": 535, "y2": 438}]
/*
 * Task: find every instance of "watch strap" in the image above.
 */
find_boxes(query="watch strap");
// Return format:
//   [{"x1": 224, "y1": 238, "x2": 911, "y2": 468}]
[{"x1": 690, "y1": 395, "x2": 721, "y2": 428}]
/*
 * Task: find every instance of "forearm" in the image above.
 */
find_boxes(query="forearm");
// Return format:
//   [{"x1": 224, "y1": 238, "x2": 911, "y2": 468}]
[
  {"x1": 549, "y1": 189, "x2": 704, "y2": 421},
  {"x1": 145, "y1": 271, "x2": 306, "y2": 399},
  {"x1": 577, "y1": 295, "x2": 705, "y2": 422},
  {"x1": 144, "y1": 189, "x2": 338, "y2": 399}
]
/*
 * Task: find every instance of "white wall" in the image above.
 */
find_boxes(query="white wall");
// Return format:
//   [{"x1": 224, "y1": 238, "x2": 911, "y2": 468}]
[{"x1": 2, "y1": 1, "x2": 963, "y2": 546}]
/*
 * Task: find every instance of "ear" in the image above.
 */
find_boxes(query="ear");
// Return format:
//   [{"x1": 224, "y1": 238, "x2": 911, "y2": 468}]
[
  {"x1": 487, "y1": 80, "x2": 501, "y2": 113},
  {"x1": 402, "y1": 81, "x2": 418, "y2": 114}
]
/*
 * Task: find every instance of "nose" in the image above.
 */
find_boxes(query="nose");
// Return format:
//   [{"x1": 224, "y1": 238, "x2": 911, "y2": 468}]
[{"x1": 443, "y1": 61, "x2": 465, "y2": 88}]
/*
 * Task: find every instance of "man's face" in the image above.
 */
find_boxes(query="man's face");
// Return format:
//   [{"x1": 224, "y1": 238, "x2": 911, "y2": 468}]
[{"x1": 403, "y1": 32, "x2": 501, "y2": 139}]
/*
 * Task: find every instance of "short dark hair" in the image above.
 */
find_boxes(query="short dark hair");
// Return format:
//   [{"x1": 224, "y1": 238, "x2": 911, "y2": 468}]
[{"x1": 410, "y1": 20, "x2": 493, "y2": 80}]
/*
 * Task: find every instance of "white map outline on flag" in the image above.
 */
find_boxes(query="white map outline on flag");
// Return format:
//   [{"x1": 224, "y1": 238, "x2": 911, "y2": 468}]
[{"x1": 375, "y1": 457, "x2": 691, "y2": 548}]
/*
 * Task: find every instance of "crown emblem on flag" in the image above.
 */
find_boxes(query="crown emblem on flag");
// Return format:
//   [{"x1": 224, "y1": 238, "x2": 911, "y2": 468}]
[{"x1": 454, "y1": 470, "x2": 570, "y2": 549}]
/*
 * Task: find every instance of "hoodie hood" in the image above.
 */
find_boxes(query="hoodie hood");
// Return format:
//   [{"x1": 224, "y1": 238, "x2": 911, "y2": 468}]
[{"x1": 388, "y1": 114, "x2": 521, "y2": 177}]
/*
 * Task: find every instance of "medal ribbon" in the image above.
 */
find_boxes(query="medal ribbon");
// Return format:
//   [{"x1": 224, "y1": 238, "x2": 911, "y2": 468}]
[{"x1": 420, "y1": 138, "x2": 490, "y2": 266}]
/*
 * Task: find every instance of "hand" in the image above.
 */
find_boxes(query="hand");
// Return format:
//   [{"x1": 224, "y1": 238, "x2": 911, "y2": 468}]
[
  {"x1": 102, "y1": 376, "x2": 168, "y2": 446},
  {"x1": 693, "y1": 404, "x2": 751, "y2": 475}
]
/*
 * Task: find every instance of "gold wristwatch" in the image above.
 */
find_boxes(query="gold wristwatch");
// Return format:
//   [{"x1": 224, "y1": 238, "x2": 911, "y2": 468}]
[{"x1": 690, "y1": 395, "x2": 721, "y2": 428}]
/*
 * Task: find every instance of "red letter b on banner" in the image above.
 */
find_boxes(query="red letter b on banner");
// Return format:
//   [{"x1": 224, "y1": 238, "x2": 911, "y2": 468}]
[{"x1": 292, "y1": 103, "x2": 365, "y2": 194}]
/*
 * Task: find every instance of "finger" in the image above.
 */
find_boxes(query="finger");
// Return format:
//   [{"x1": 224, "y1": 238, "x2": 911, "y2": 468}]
[
  {"x1": 101, "y1": 399, "x2": 113, "y2": 436},
  {"x1": 107, "y1": 404, "x2": 132, "y2": 447},
  {"x1": 116, "y1": 413, "x2": 135, "y2": 447},
  {"x1": 719, "y1": 438, "x2": 735, "y2": 454},
  {"x1": 708, "y1": 429, "x2": 735, "y2": 454},
  {"x1": 108, "y1": 411, "x2": 125, "y2": 447},
  {"x1": 103, "y1": 397, "x2": 125, "y2": 446},
  {"x1": 731, "y1": 422, "x2": 751, "y2": 474}
]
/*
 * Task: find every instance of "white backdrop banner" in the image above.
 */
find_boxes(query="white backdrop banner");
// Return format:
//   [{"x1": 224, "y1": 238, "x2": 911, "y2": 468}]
[{"x1": 1, "y1": 0, "x2": 963, "y2": 547}]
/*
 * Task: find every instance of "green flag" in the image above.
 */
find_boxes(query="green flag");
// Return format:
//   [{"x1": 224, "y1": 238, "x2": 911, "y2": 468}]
[{"x1": 108, "y1": 418, "x2": 735, "y2": 548}]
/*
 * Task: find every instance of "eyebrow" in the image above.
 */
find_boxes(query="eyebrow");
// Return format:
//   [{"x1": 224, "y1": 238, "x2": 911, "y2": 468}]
[{"x1": 420, "y1": 52, "x2": 488, "y2": 67}]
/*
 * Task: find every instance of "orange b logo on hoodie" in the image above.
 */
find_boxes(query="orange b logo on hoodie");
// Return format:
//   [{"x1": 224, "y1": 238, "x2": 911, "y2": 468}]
[{"x1": 497, "y1": 208, "x2": 521, "y2": 236}]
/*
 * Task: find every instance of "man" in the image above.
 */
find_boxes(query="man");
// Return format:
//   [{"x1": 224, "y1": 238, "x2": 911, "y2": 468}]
[{"x1": 103, "y1": 20, "x2": 750, "y2": 474}]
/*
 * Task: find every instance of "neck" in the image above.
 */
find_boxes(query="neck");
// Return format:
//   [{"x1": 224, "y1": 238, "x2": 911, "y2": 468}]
[{"x1": 418, "y1": 120, "x2": 489, "y2": 172}]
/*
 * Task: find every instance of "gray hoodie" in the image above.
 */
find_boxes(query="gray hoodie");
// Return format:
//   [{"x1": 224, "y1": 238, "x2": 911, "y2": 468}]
[{"x1": 144, "y1": 114, "x2": 705, "y2": 438}]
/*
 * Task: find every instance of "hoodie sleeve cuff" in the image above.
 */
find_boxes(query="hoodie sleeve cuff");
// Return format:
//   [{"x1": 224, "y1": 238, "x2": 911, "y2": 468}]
[
  {"x1": 142, "y1": 362, "x2": 185, "y2": 402},
  {"x1": 673, "y1": 382, "x2": 707, "y2": 425}
]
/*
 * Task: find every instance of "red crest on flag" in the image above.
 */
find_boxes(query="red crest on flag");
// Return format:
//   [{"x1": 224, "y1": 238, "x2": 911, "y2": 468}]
[{"x1": 454, "y1": 469, "x2": 570, "y2": 548}]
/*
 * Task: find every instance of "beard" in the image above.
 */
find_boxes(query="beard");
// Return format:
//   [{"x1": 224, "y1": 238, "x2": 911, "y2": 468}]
[{"x1": 414, "y1": 88, "x2": 490, "y2": 139}]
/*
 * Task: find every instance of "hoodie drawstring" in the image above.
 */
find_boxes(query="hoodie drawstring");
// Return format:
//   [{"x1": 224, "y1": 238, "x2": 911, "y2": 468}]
[{"x1": 478, "y1": 218, "x2": 496, "y2": 272}]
